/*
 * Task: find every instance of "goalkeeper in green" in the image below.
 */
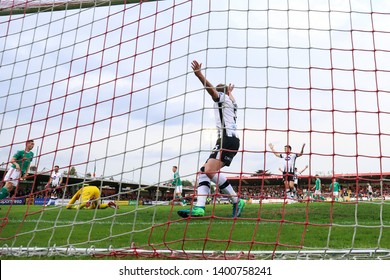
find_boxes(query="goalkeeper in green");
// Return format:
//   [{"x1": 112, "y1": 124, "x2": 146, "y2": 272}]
[{"x1": 66, "y1": 185, "x2": 118, "y2": 210}]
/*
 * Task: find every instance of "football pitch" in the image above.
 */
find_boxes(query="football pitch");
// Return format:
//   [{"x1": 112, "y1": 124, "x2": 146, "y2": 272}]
[{"x1": 1, "y1": 201, "x2": 390, "y2": 259}]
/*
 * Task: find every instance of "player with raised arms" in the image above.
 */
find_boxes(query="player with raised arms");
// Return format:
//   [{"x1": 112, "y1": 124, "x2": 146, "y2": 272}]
[
  {"x1": 269, "y1": 143, "x2": 305, "y2": 200},
  {"x1": 178, "y1": 60, "x2": 245, "y2": 218}
]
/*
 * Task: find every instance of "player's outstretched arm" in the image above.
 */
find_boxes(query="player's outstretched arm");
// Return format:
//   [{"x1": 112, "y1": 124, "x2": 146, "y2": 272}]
[
  {"x1": 300, "y1": 165, "x2": 309, "y2": 174},
  {"x1": 297, "y1": 143, "x2": 306, "y2": 157},
  {"x1": 227, "y1": 83, "x2": 235, "y2": 102},
  {"x1": 66, "y1": 189, "x2": 81, "y2": 209},
  {"x1": 269, "y1": 143, "x2": 280, "y2": 157},
  {"x1": 191, "y1": 60, "x2": 219, "y2": 101}
]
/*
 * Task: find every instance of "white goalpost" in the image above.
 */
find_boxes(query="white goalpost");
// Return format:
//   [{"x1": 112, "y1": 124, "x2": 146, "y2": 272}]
[{"x1": 1, "y1": 0, "x2": 390, "y2": 260}]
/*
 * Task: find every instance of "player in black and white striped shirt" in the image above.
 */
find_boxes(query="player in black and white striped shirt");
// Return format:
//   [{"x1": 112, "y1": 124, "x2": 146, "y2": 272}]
[
  {"x1": 178, "y1": 60, "x2": 245, "y2": 218},
  {"x1": 269, "y1": 143, "x2": 305, "y2": 199}
]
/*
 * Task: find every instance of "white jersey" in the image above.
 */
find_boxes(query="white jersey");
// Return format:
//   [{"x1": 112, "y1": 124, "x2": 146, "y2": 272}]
[
  {"x1": 50, "y1": 171, "x2": 62, "y2": 187},
  {"x1": 293, "y1": 172, "x2": 299, "y2": 185},
  {"x1": 214, "y1": 92, "x2": 238, "y2": 138},
  {"x1": 280, "y1": 153, "x2": 298, "y2": 173}
]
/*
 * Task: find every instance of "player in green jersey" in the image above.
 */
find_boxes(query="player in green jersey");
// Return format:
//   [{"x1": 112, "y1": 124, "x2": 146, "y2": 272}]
[
  {"x1": 330, "y1": 178, "x2": 341, "y2": 201},
  {"x1": 312, "y1": 174, "x2": 325, "y2": 201},
  {"x1": 171, "y1": 166, "x2": 186, "y2": 206},
  {"x1": 0, "y1": 140, "x2": 35, "y2": 199}
]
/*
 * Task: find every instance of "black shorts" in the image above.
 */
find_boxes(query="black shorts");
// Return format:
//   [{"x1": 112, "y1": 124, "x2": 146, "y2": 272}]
[
  {"x1": 283, "y1": 172, "x2": 295, "y2": 182},
  {"x1": 48, "y1": 185, "x2": 58, "y2": 192},
  {"x1": 208, "y1": 136, "x2": 240, "y2": 167}
]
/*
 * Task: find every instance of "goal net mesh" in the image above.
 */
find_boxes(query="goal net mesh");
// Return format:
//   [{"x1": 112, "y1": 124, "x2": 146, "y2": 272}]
[{"x1": 1, "y1": 0, "x2": 390, "y2": 260}]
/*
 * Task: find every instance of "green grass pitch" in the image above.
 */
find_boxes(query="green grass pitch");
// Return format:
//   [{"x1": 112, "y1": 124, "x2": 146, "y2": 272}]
[{"x1": 1, "y1": 201, "x2": 390, "y2": 258}]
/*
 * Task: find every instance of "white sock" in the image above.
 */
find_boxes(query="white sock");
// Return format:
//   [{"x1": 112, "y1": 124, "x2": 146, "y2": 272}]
[
  {"x1": 211, "y1": 174, "x2": 238, "y2": 204},
  {"x1": 220, "y1": 185, "x2": 239, "y2": 204},
  {"x1": 196, "y1": 185, "x2": 210, "y2": 207},
  {"x1": 195, "y1": 173, "x2": 210, "y2": 207}
]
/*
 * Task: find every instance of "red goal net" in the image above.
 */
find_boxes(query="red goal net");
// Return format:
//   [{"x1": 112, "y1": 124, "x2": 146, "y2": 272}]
[{"x1": 0, "y1": 0, "x2": 389, "y2": 260}]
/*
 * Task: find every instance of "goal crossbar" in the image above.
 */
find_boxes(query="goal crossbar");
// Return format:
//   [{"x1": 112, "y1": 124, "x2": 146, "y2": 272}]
[{"x1": 0, "y1": 0, "x2": 162, "y2": 16}]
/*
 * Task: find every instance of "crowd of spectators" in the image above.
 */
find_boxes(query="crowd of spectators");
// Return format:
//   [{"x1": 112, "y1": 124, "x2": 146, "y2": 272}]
[{"x1": 239, "y1": 183, "x2": 390, "y2": 201}]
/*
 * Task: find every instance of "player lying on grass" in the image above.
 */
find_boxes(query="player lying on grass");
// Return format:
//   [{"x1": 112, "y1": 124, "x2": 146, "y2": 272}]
[{"x1": 66, "y1": 185, "x2": 118, "y2": 210}]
